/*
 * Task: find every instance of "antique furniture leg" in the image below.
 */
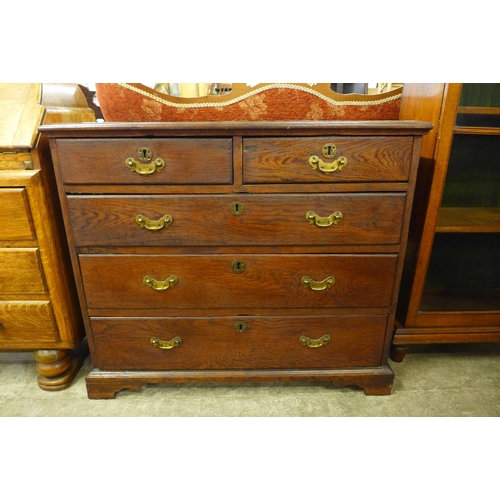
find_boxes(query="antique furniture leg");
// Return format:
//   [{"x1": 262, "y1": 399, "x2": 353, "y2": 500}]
[
  {"x1": 390, "y1": 345, "x2": 410, "y2": 363},
  {"x1": 34, "y1": 338, "x2": 89, "y2": 391}
]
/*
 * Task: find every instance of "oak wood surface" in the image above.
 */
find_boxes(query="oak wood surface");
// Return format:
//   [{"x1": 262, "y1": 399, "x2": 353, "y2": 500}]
[
  {"x1": 0, "y1": 84, "x2": 43, "y2": 151},
  {"x1": 0, "y1": 83, "x2": 93, "y2": 389},
  {"x1": 0, "y1": 301, "x2": 58, "y2": 344},
  {"x1": 41, "y1": 84, "x2": 96, "y2": 124},
  {"x1": 243, "y1": 136, "x2": 412, "y2": 183},
  {"x1": 0, "y1": 187, "x2": 36, "y2": 241},
  {"x1": 90, "y1": 314, "x2": 388, "y2": 371},
  {"x1": 67, "y1": 193, "x2": 406, "y2": 247},
  {"x1": 43, "y1": 120, "x2": 431, "y2": 397},
  {"x1": 0, "y1": 152, "x2": 36, "y2": 171},
  {"x1": 56, "y1": 138, "x2": 233, "y2": 185},
  {"x1": 79, "y1": 254, "x2": 397, "y2": 310},
  {"x1": 40, "y1": 120, "x2": 433, "y2": 138},
  {"x1": 85, "y1": 366, "x2": 395, "y2": 399},
  {"x1": 0, "y1": 249, "x2": 45, "y2": 294}
]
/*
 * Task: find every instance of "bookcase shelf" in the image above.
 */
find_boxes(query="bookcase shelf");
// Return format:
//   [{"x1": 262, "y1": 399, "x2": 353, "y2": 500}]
[{"x1": 436, "y1": 207, "x2": 500, "y2": 232}]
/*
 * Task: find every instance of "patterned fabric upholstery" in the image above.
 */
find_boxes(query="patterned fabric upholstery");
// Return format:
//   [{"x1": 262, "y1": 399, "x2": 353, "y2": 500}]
[{"x1": 95, "y1": 83, "x2": 402, "y2": 122}]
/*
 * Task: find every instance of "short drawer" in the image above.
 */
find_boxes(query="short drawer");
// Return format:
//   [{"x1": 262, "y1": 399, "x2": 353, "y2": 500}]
[
  {"x1": 0, "y1": 152, "x2": 35, "y2": 171},
  {"x1": 243, "y1": 136, "x2": 413, "y2": 183},
  {"x1": 67, "y1": 193, "x2": 405, "y2": 247},
  {"x1": 0, "y1": 248, "x2": 45, "y2": 294},
  {"x1": 0, "y1": 188, "x2": 36, "y2": 241},
  {"x1": 90, "y1": 314, "x2": 388, "y2": 370},
  {"x1": 55, "y1": 138, "x2": 233, "y2": 185},
  {"x1": 79, "y1": 254, "x2": 397, "y2": 310},
  {"x1": 0, "y1": 301, "x2": 58, "y2": 345}
]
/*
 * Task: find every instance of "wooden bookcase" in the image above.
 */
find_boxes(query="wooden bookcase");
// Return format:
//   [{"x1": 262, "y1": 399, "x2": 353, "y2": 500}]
[{"x1": 393, "y1": 83, "x2": 500, "y2": 360}]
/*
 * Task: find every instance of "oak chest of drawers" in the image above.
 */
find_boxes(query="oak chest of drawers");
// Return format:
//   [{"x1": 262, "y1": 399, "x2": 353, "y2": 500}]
[
  {"x1": 0, "y1": 84, "x2": 93, "y2": 390},
  {"x1": 40, "y1": 121, "x2": 431, "y2": 398}
]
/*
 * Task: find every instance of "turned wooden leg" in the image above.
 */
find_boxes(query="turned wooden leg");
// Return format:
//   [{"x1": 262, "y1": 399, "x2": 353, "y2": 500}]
[
  {"x1": 390, "y1": 345, "x2": 410, "y2": 363},
  {"x1": 34, "y1": 339, "x2": 89, "y2": 391}
]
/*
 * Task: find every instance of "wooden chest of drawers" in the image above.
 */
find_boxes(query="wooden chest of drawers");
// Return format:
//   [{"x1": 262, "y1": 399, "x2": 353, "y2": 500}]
[
  {"x1": 0, "y1": 84, "x2": 93, "y2": 390},
  {"x1": 40, "y1": 121, "x2": 431, "y2": 398}
]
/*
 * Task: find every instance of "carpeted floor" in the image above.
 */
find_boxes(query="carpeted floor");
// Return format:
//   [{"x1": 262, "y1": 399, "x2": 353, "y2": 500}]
[{"x1": 1, "y1": 343, "x2": 499, "y2": 417}]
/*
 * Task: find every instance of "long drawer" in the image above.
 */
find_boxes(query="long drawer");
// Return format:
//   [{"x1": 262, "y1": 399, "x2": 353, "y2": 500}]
[
  {"x1": 90, "y1": 314, "x2": 388, "y2": 370},
  {"x1": 55, "y1": 138, "x2": 233, "y2": 185},
  {"x1": 79, "y1": 254, "x2": 398, "y2": 310},
  {"x1": 243, "y1": 136, "x2": 413, "y2": 183},
  {"x1": 67, "y1": 193, "x2": 406, "y2": 247}
]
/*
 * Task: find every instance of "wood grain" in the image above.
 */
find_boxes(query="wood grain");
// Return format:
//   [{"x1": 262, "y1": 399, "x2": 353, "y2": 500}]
[
  {"x1": 90, "y1": 314, "x2": 388, "y2": 371},
  {"x1": 42, "y1": 119, "x2": 432, "y2": 397},
  {"x1": 67, "y1": 193, "x2": 406, "y2": 247},
  {"x1": 79, "y1": 254, "x2": 397, "y2": 310},
  {"x1": 0, "y1": 188, "x2": 36, "y2": 240},
  {"x1": 56, "y1": 138, "x2": 233, "y2": 185},
  {"x1": 243, "y1": 136, "x2": 412, "y2": 183},
  {"x1": 0, "y1": 83, "x2": 93, "y2": 389},
  {"x1": 0, "y1": 248, "x2": 45, "y2": 294},
  {"x1": 0, "y1": 301, "x2": 58, "y2": 344}
]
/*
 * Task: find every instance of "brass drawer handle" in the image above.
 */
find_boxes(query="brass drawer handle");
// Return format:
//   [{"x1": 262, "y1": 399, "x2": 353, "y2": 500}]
[
  {"x1": 301, "y1": 276, "x2": 335, "y2": 291},
  {"x1": 143, "y1": 275, "x2": 178, "y2": 291},
  {"x1": 309, "y1": 155, "x2": 347, "y2": 174},
  {"x1": 150, "y1": 336, "x2": 182, "y2": 349},
  {"x1": 126, "y1": 157, "x2": 165, "y2": 175},
  {"x1": 306, "y1": 211, "x2": 343, "y2": 227},
  {"x1": 135, "y1": 214, "x2": 173, "y2": 231},
  {"x1": 299, "y1": 335, "x2": 331, "y2": 348}
]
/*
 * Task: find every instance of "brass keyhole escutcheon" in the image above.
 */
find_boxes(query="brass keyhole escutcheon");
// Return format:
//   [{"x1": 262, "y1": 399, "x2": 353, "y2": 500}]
[
  {"x1": 235, "y1": 321, "x2": 247, "y2": 333},
  {"x1": 137, "y1": 147, "x2": 152, "y2": 162},
  {"x1": 322, "y1": 143, "x2": 337, "y2": 158},
  {"x1": 232, "y1": 260, "x2": 246, "y2": 273},
  {"x1": 230, "y1": 201, "x2": 244, "y2": 216}
]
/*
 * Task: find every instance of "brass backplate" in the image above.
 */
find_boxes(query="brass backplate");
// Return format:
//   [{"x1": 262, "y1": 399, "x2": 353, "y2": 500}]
[
  {"x1": 232, "y1": 260, "x2": 246, "y2": 273},
  {"x1": 321, "y1": 143, "x2": 337, "y2": 158},
  {"x1": 230, "y1": 201, "x2": 244, "y2": 215},
  {"x1": 234, "y1": 321, "x2": 247, "y2": 333},
  {"x1": 137, "y1": 147, "x2": 152, "y2": 162}
]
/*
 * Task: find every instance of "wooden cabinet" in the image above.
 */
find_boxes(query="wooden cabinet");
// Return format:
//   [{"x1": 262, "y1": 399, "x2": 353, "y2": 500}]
[
  {"x1": 40, "y1": 120, "x2": 431, "y2": 399},
  {"x1": 0, "y1": 84, "x2": 94, "y2": 390},
  {"x1": 394, "y1": 83, "x2": 500, "y2": 360}
]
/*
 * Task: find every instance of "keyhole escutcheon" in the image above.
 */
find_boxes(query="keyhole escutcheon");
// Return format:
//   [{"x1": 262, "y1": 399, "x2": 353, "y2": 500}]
[
  {"x1": 137, "y1": 147, "x2": 152, "y2": 162},
  {"x1": 232, "y1": 260, "x2": 246, "y2": 273},
  {"x1": 230, "y1": 201, "x2": 245, "y2": 216},
  {"x1": 321, "y1": 143, "x2": 337, "y2": 158},
  {"x1": 235, "y1": 321, "x2": 247, "y2": 333}
]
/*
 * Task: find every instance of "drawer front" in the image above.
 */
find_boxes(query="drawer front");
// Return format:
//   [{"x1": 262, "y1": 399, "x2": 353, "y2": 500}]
[
  {"x1": 68, "y1": 193, "x2": 405, "y2": 247},
  {"x1": 0, "y1": 188, "x2": 36, "y2": 241},
  {"x1": 90, "y1": 314, "x2": 388, "y2": 370},
  {"x1": 0, "y1": 152, "x2": 35, "y2": 171},
  {"x1": 0, "y1": 301, "x2": 58, "y2": 344},
  {"x1": 79, "y1": 254, "x2": 397, "y2": 310},
  {"x1": 243, "y1": 136, "x2": 413, "y2": 183},
  {"x1": 0, "y1": 249, "x2": 45, "y2": 294},
  {"x1": 56, "y1": 138, "x2": 233, "y2": 185}
]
